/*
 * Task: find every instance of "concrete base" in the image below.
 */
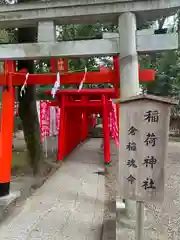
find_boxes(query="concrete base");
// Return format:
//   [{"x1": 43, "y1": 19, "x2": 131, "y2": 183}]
[
  {"x1": 0, "y1": 191, "x2": 20, "y2": 210},
  {"x1": 116, "y1": 204, "x2": 168, "y2": 240},
  {"x1": 116, "y1": 197, "x2": 125, "y2": 214},
  {"x1": 0, "y1": 191, "x2": 20, "y2": 223}
]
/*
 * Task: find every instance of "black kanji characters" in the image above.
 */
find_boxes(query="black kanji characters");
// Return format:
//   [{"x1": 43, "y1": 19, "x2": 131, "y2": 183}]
[
  {"x1": 126, "y1": 141, "x2": 136, "y2": 151},
  {"x1": 128, "y1": 126, "x2": 138, "y2": 136},
  {"x1": 143, "y1": 156, "x2": 157, "y2": 169},
  {"x1": 127, "y1": 158, "x2": 137, "y2": 168},
  {"x1": 144, "y1": 110, "x2": 159, "y2": 123},
  {"x1": 142, "y1": 178, "x2": 156, "y2": 190},
  {"x1": 127, "y1": 175, "x2": 136, "y2": 184},
  {"x1": 144, "y1": 133, "x2": 157, "y2": 147}
]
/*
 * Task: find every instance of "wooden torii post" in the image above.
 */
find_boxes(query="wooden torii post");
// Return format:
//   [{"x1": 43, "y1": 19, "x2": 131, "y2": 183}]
[{"x1": 0, "y1": 61, "x2": 15, "y2": 197}]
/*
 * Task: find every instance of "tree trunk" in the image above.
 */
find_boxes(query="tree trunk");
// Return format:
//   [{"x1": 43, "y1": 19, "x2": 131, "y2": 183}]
[{"x1": 17, "y1": 27, "x2": 44, "y2": 176}]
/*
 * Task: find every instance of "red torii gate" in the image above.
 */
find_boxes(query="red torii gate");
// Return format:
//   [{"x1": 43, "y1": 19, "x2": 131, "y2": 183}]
[
  {"x1": 0, "y1": 57, "x2": 155, "y2": 197},
  {"x1": 50, "y1": 56, "x2": 154, "y2": 128},
  {"x1": 46, "y1": 89, "x2": 116, "y2": 162}
]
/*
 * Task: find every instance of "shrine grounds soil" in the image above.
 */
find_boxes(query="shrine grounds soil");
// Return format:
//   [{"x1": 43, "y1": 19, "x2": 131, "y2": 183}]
[
  {"x1": 145, "y1": 140, "x2": 180, "y2": 240},
  {"x1": 104, "y1": 139, "x2": 180, "y2": 240},
  {"x1": 0, "y1": 131, "x2": 59, "y2": 224},
  {"x1": 102, "y1": 140, "x2": 117, "y2": 240}
]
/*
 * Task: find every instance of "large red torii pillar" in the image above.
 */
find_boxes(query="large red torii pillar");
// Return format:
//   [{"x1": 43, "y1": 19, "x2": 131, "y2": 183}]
[{"x1": 0, "y1": 60, "x2": 15, "y2": 197}]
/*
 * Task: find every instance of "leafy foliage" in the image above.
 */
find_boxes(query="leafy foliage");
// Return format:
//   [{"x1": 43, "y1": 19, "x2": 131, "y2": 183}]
[{"x1": 139, "y1": 13, "x2": 180, "y2": 115}]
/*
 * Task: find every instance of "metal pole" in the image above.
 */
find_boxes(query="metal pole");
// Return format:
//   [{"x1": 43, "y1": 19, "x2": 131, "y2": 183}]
[{"x1": 136, "y1": 201, "x2": 144, "y2": 240}]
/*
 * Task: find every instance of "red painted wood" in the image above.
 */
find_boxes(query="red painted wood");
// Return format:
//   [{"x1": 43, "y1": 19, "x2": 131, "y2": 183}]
[
  {"x1": 0, "y1": 68, "x2": 155, "y2": 86},
  {"x1": 57, "y1": 96, "x2": 66, "y2": 161},
  {"x1": 0, "y1": 57, "x2": 156, "y2": 174},
  {"x1": 0, "y1": 60, "x2": 15, "y2": 184},
  {"x1": 102, "y1": 94, "x2": 111, "y2": 164},
  {"x1": 81, "y1": 97, "x2": 88, "y2": 142}
]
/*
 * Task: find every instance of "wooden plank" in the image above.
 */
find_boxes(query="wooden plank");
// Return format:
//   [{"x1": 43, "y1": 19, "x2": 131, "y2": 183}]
[{"x1": 119, "y1": 98, "x2": 171, "y2": 202}]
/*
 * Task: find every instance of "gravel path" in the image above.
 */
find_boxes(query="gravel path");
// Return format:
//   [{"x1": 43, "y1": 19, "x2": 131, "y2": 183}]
[
  {"x1": 145, "y1": 141, "x2": 180, "y2": 240},
  {"x1": 102, "y1": 140, "x2": 117, "y2": 240},
  {"x1": 0, "y1": 139, "x2": 104, "y2": 240},
  {"x1": 103, "y1": 140, "x2": 180, "y2": 240}
]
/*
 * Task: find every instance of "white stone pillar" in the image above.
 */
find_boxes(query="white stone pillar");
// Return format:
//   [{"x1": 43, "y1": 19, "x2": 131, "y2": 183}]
[
  {"x1": 37, "y1": 21, "x2": 56, "y2": 152},
  {"x1": 119, "y1": 12, "x2": 139, "y2": 98},
  {"x1": 38, "y1": 21, "x2": 56, "y2": 42},
  {"x1": 118, "y1": 12, "x2": 139, "y2": 217}
]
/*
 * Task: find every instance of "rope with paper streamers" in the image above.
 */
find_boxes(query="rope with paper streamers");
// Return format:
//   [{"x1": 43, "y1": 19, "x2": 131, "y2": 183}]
[
  {"x1": 49, "y1": 64, "x2": 109, "y2": 76},
  {"x1": 51, "y1": 72, "x2": 60, "y2": 98},
  {"x1": 78, "y1": 66, "x2": 87, "y2": 91},
  {"x1": 19, "y1": 64, "x2": 110, "y2": 98},
  {"x1": 50, "y1": 66, "x2": 88, "y2": 97},
  {"x1": 20, "y1": 73, "x2": 29, "y2": 98}
]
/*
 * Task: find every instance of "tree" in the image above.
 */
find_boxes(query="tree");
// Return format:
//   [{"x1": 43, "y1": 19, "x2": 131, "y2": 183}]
[
  {"x1": 15, "y1": 19, "x2": 117, "y2": 174},
  {"x1": 17, "y1": 26, "x2": 45, "y2": 176},
  {"x1": 140, "y1": 13, "x2": 180, "y2": 116}
]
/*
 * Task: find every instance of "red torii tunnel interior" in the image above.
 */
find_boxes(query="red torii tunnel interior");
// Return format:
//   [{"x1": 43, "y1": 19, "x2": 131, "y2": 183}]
[
  {"x1": 0, "y1": 57, "x2": 155, "y2": 197},
  {"x1": 46, "y1": 89, "x2": 116, "y2": 162}
]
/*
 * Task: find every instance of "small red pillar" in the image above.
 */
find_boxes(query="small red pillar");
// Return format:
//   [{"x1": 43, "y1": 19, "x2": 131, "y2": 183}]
[
  {"x1": 102, "y1": 94, "x2": 110, "y2": 164},
  {"x1": 81, "y1": 97, "x2": 88, "y2": 142},
  {"x1": 57, "y1": 95, "x2": 66, "y2": 161},
  {"x1": 0, "y1": 60, "x2": 15, "y2": 196},
  {"x1": 81, "y1": 113, "x2": 88, "y2": 142}
]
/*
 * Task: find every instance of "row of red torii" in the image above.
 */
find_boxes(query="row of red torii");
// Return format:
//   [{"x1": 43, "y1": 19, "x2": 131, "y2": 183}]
[{"x1": 0, "y1": 57, "x2": 155, "y2": 197}]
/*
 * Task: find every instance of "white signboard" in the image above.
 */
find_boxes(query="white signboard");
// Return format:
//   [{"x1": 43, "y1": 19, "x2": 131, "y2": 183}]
[{"x1": 119, "y1": 96, "x2": 172, "y2": 202}]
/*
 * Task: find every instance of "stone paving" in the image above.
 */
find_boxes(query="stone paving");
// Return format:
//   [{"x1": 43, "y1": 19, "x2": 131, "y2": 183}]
[
  {"x1": 0, "y1": 139, "x2": 104, "y2": 240},
  {"x1": 102, "y1": 140, "x2": 117, "y2": 240}
]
